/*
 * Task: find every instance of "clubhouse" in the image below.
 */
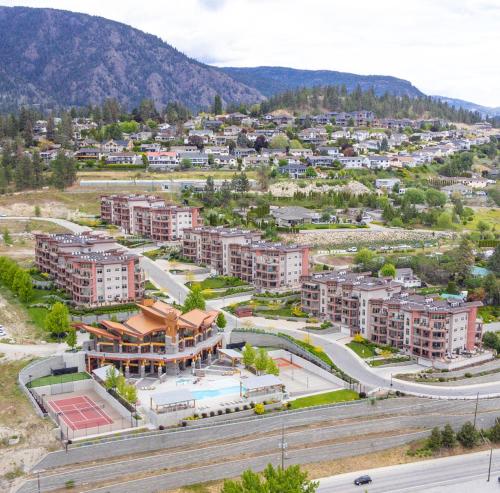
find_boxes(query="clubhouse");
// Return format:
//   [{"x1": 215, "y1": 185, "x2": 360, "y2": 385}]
[{"x1": 76, "y1": 299, "x2": 222, "y2": 377}]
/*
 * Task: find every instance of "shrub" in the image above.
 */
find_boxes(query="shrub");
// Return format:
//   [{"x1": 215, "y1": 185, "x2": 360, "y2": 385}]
[
  {"x1": 254, "y1": 403, "x2": 265, "y2": 415},
  {"x1": 181, "y1": 421, "x2": 187, "y2": 427},
  {"x1": 234, "y1": 406, "x2": 240, "y2": 412},
  {"x1": 359, "y1": 392, "x2": 367, "y2": 398},
  {"x1": 250, "y1": 401, "x2": 256, "y2": 408},
  {"x1": 217, "y1": 409, "x2": 223, "y2": 415},
  {"x1": 201, "y1": 412, "x2": 208, "y2": 418},
  {"x1": 210, "y1": 411, "x2": 215, "y2": 417},
  {"x1": 158, "y1": 425, "x2": 165, "y2": 431},
  {"x1": 193, "y1": 413, "x2": 199, "y2": 419},
  {"x1": 225, "y1": 408, "x2": 232, "y2": 414},
  {"x1": 457, "y1": 421, "x2": 480, "y2": 448},
  {"x1": 464, "y1": 372, "x2": 472, "y2": 378}
]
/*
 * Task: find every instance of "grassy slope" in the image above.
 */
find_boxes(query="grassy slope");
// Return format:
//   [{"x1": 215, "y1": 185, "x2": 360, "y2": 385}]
[
  {"x1": 289, "y1": 390, "x2": 359, "y2": 409},
  {"x1": 346, "y1": 341, "x2": 376, "y2": 358}
]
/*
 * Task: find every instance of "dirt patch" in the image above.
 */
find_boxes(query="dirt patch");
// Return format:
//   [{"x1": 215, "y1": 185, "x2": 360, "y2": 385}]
[
  {"x1": 316, "y1": 254, "x2": 354, "y2": 267},
  {"x1": 0, "y1": 359, "x2": 59, "y2": 492},
  {"x1": 0, "y1": 288, "x2": 42, "y2": 343}
]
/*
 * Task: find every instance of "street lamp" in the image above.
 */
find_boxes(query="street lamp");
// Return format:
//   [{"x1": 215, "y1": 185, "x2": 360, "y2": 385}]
[{"x1": 390, "y1": 373, "x2": 393, "y2": 387}]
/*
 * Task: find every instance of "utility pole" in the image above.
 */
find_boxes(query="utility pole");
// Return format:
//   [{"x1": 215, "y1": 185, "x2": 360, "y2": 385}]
[
  {"x1": 473, "y1": 392, "x2": 479, "y2": 428},
  {"x1": 37, "y1": 471, "x2": 40, "y2": 493}
]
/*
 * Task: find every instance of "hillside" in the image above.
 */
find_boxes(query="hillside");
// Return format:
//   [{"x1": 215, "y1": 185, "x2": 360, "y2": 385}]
[
  {"x1": 220, "y1": 66, "x2": 424, "y2": 98},
  {"x1": 0, "y1": 6, "x2": 263, "y2": 111},
  {"x1": 431, "y1": 96, "x2": 500, "y2": 118}
]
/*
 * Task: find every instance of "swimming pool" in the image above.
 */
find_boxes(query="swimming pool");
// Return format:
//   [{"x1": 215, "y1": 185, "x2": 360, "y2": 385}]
[{"x1": 192, "y1": 385, "x2": 244, "y2": 400}]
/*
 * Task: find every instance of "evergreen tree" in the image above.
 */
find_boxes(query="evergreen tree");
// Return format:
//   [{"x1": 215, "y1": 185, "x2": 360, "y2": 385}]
[
  {"x1": 213, "y1": 94, "x2": 223, "y2": 115},
  {"x1": 488, "y1": 245, "x2": 500, "y2": 275},
  {"x1": 453, "y1": 237, "x2": 475, "y2": 283},
  {"x1": 427, "y1": 427, "x2": 442, "y2": 451},
  {"x1": 456, "y1": 421, "x2": 480, "y2": 448},
  {"x1": 216, "y1": 312, "x2": 226, "y2": 329},
  {"x1": 52, "y1": 151, "x2": 77, "y2": 190},
  {"x1": 441, "y1": 424, "x2": 456, "y2": 448}
]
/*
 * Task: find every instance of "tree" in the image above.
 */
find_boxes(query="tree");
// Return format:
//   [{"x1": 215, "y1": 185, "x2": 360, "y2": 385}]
[
  {"x1": 380, "y1": 137, "x2": 389, "y2": 152},
  {"x1": 242, "y1": 343, "x2": 256, "y2": 368},
  {"x1": 266, "y1": 358, "x2": 280, "y2": 376},
  {"x1": 66, "y1": 328, "x2": 77, "y2": 349},
  {"x1": 254, "y1": 348, "x2": 269, "y2": 374},
  {"x1": 34, "y1": 205, "x2": 41, "y2": 217},
  {"x1": 123, "y1": 383, "x2": 138, "y2": 405},
  {"x1": 476, "y1": 220, "x2": 490, "y2": 239},
  {"x1": 436, "y1": 211, "x2": 454, "y2": 230},
  {"x1": 216, "y1": 312, "x2": 227, "y2": 329},
  {"x1": 305, "y1": 167, "x2": 317, "y2": 178},
  {"x1": 379, "y1": 263, "x2": 396, "y2": 278},
  {"x1": 51, "y1": 152, "x2": 77, "y2": 190},
  {"x1": 441, "y1": 424, "x2": 457, "y2": 448},
  {"x1": 354, "y1": 248, "x2": 375, "y2": 266},
  {"x1": 456, "y1": 421, "x2": 480, "y2": 448},
  {"x1": 489, "y1": 245, "x2": 500, "y2": 275},
  {"x1": 104, "y1": 366, "x2": 120, "y2": 390},
  {"x1": 488, "y1": 419, "x2": 500, "y2": 443},
  {"x1": 182, "y1": 285, "x2": 206, "y2": 313},
  {"x1": 427, "y1": 427, "x2": 442, "y2": 451},
  {"x1": 425, "y1": 189, "x2": 447, "y2": 207},
  {"x1": 403, "y1": 188, "x2": 426, "y2": 205},
  {"x1": 2, "y1": 228, "x2": 12, "y2": 245},
  {"x1": 45, "y1": 302, "x2": 70, "y2": 338},
  {"x1": 269, "y1": 134, "x2": 289, "y2": 149},
  {"x1": 221, "y1": 464, "x2": 319, "y2": 493},
  {"x1": 257, "y1": 164, "x2": 269, "y2": 191},
  {"x1": 213, "y1": 94, "x2": 223, "y2": 115},
  {"x1": 14, "y1": 270, "x2": 33, "y2": 302},
  {"x1": 446, "y1": 281, "x2": 459, "y2": 294},
  {"x1": 452, "y1": 237, "x2": 475, "y2": 283}
]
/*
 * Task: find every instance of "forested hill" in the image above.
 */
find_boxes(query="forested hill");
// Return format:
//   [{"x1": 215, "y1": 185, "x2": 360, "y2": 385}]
[
  {"x1": 220, "y1": 66, "x2": 424, "y2": 98},
  {"x1": 259, "y1": 86, "x2": 483, "y2": 123},
  {"x1": 0, "y1": 6, "x2": 262, "y2": 111}
]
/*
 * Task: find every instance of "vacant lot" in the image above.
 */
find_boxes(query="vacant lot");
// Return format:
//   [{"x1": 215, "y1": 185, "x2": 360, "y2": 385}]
[
  {"x1": 0, "y1": 219, "x2": 70, "y2": 234},
  {"x1": 0, "y1": 358, "x2": 58, "y2": 489},
  {"x1": 466, "y1": 207, "x2": 500, "y2": 231},
  {"x1": 77, "y1": 169, "x2": 257, "y2": 180}
]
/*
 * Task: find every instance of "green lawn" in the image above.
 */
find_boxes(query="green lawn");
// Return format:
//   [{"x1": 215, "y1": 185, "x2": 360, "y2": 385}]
[
  {"x1": 346, "y1": 341, "x2": 376, "y2": 358},
  {"x1": 289, "y1": 390, "x2": 359, "y2": 409},
  {"x1": 27, "y1": 372, "x2": 91, "y2": 388},
  {"x1": 478, "y1": 305, "x2": 500, "y2": 323}
]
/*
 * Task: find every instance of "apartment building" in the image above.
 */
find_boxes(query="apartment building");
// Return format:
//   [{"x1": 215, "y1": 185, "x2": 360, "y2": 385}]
[
  {"x1": 301, "y1": 270, "x2": 482, "y2": 363},
  {"x1": 368, "y1": 294, "x2": 482, "y2": 361},
  {"x1": 182, "y1": 227, "x2": 310, "y2": 290},
  {"x1": 35, "y1": 233, "x2": 144, "y2": 306},
  {"x1": 100, "y1": 194, "x2": 200, "y2": 241},
  {"x1": 182, "y1": 227, "x2": 261, "y2": 274},
  {"x1": 301, "y1": 271, "x2": 402, "y2": 334}
]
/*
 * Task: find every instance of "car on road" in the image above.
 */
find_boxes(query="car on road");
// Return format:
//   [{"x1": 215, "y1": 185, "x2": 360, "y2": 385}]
[
  {"x1": 347, "y1": 247, "x2": 358, "y2": 253},
  {"x1": 354, "y1": 475, "x2": 372, "y2": 486}
]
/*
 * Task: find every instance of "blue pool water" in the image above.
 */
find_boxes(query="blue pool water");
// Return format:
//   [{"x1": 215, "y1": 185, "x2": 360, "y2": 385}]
[{"x1": 192, "y1": 385, "x2": 244, "y2": 400}]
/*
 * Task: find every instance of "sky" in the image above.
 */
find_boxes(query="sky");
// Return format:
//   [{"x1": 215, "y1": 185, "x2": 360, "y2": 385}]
[{"x1": 2, "y1": 0, "x2": 500, "y2": 107}]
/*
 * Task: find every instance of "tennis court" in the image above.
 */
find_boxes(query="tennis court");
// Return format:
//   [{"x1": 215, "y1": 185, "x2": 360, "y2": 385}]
[
  {"x1": 271, "y1": 353, "x2": 342, "y2": 396},
  {"x1": 48, "y1": 395, "x2": 113, "y2": 431}
]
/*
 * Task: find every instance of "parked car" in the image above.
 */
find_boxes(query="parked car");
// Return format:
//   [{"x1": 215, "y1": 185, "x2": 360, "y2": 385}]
[
  {"x1": 354, "y1": 475, "x2": 372, "y2": 486},
  {"x1": 347, "y1": 246, "x2": 358, "y2": 252}
]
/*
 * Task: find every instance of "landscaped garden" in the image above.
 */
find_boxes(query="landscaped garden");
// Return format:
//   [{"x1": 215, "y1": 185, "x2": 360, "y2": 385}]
[
  {"x1": 186, "y1": 275, "x2": 254, "y2": 300},
  {"x1": 346, "y1": 335, "x2": 399, "y2": 359},
  {"x1": 226, "y1": 292, "x2": 310, "y2": 319}
]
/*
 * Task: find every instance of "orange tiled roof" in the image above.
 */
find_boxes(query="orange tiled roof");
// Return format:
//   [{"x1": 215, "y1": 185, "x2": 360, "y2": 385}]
[{"x1": 75, "y1": 323, "x2": 120, "y2": 340}]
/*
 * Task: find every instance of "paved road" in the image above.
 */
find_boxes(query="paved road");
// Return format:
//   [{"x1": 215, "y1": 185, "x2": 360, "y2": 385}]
[
  {"x1": 5, "y1": 215, "x2": 500, "y2": 399},
  {"x1": 19, "y1": 399, "x2": 500, "y2": 492},
  {"x1": 317, "y1": 450, "x2": 500, "y2": 492}
]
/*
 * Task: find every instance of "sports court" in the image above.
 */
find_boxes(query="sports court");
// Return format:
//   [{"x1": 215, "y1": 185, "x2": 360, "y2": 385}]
[
  {"x1": 271, "y1": 352, "x2": 342, "y2": 397},
  {"x1": 48, "y1": 395, "x2": 113, "y2": 431}
]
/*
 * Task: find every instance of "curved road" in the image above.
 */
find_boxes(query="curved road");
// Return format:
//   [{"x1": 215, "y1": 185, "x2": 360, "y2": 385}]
[{"x1": 4, "y1": 216, "x2": 500, "y2": 399}]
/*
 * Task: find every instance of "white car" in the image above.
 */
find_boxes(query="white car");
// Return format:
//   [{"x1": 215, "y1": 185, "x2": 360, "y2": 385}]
[{"x1": 347, "y1": 247, "x2": 358, "y2": 253}]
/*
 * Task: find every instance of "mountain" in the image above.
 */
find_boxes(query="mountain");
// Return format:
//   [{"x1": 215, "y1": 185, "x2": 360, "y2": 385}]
[
  {"x1": 431, "y1": 96, "x2": 500, "y2": 118},
  {"x1": 0, "y1": 6, "x2": 263, "y2": 111},
  {"x1": 219, "y1": 66, "x2": 424, "y2": 98}
]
